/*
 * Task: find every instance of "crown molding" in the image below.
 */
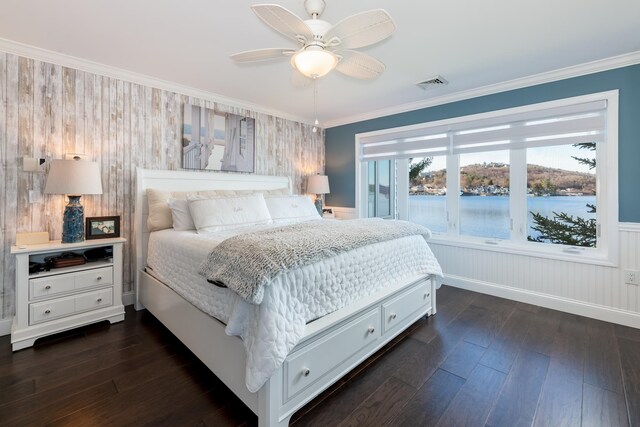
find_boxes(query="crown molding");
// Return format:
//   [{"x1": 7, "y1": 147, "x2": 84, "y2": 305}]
[
  {"x1": 324, "y1": 50, "x2": 640, "y2": 129},
  {"x1": 0, "y1": 37, "x2": 314, "y2": 126}
]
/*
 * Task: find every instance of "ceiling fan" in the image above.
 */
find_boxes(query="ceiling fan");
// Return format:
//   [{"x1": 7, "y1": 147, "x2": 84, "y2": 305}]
[{"x1": 230, "y1": 0, "x2": 396, "y2": 81}]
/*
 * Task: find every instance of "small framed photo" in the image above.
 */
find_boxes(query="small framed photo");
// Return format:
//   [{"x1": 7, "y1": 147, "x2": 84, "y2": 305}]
[{"x1": 86, "y1": 216, "x2": 120, "y2": 240}]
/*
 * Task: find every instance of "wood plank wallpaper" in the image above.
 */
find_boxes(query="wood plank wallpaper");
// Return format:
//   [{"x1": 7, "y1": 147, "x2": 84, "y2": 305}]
[{"x1": 0, "y1": 52, "x2": 325, "y2": 320}]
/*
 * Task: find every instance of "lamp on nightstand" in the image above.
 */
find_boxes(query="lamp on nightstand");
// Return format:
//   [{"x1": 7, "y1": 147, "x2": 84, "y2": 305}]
[
  {"x1": 44, "y1": 158, "x2": 103, "y2": 243},
  {"x1": 307, "y1": 174, "x2": 330, "y2": 215}
]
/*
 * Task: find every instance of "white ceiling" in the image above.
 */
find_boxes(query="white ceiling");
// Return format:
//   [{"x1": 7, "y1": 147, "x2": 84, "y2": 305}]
[{"x1": 1, "y1": 0, "x2": 639, "y2": 127}]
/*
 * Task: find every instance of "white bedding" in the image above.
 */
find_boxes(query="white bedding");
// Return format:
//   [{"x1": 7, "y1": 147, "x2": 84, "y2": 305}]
[{"x1": 147, "y1": 222, "x2": 443, "y2": 392}]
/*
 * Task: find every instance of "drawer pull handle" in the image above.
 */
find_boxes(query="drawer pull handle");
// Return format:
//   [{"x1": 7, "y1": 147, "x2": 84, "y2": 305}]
[
  {"x1": 424, "y1": 293, "x2": 430, "y2": 299},
  {"x1": 97, "y1": 298, "x2": 103, "y2": 303},
  {"x1": 390, "y1": 313, "x2": 397, "y2": 320},
  {"x1": 96, "y1": 276, "x2": 103, "y2": 281},
  {"x1": 44, "y1": 309, "x2": 51, "y2": 314},
  {"x1": 302, "y1": 368, "x2": 310, "y2": 377},
  {"x1": 45, "y1": 285, "x2": 51, "y2": 290},
  {"x1": 367, "y1": 326, "x2": 375, "y2": 334}
]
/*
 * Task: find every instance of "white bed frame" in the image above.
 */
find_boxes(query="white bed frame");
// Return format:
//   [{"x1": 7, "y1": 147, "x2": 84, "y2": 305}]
[{"x1": 134, "y1": 168, "x2": 437, "y2": 426}]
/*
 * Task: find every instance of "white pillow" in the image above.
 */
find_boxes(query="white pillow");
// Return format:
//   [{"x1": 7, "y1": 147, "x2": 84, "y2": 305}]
[
  {"x1": 188, "y1": 194, "x2": 272, "y2": 233},
  {"x1": 168, "y1": 198, "x2": 196, "y2": 231},
  {"x1": 265, "y1": 195, "x2": 321, "y2": 222}
]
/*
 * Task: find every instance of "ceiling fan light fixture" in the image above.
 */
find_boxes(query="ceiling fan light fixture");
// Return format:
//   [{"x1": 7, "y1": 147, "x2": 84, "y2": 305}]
[{"x1": 291, "y1": 47, "x2": 337, "y2": 78}]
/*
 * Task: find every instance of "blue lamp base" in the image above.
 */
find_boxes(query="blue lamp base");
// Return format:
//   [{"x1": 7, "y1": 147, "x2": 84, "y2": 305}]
[
  {"x1": 314, "y1": 194, "x2": 323, "y2": 215},
  {"x1": 62, "y1": 195, "x2": 85, "y2": 243}
]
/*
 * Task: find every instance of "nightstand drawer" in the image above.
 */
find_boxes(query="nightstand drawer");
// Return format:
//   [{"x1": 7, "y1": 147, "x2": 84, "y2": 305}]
[
  {"x1": 75, "y1": 288, "x2": 113, "y2": 312},
  {"x1": 30, "y1": 296, "x2": 76, "y2": 324},
  {"x1": 30, "y1": 275, "x2": 75, "y2": 299},
  {"x1": 75, "y1": 267, "x2": 113, "y2": 290},
  {"x1": 29, "y1": 288, "x2": 114, "y2": 325},
  {"x1": 29, "y1": 266, "x2": 113, "y2": 300},
  {"x1": 382, "y1": 281, "x2": 431, "y2": 333}
]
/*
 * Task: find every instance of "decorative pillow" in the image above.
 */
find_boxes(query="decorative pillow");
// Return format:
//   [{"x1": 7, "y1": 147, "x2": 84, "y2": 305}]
[
  {"x1": 168, "y1": 198, "x2": 196, "y2": 231},
  {"x1": 146, "y1": 187, "x2": 289, "y2": 232},
  {"x1": 147, "y1": 189, "x2": 185, "y2": 232},
  {"x1": 188, "y1": 194, "x2": 272, "y2": 233},
  {"x1": 265, "y1": 195, "x2": 321, "y2": 222}
]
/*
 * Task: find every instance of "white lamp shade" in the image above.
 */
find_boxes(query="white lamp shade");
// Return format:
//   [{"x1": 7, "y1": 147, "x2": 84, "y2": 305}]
[
  {"x1": 307, "y1": 174, "x2": 330, "y2": 194},
  {"x1": 44, "y1": 159, "x2": 103, "y2": 195},
  {"x1": 291, "y1": 47, "x2": 337, "y2": 78}
]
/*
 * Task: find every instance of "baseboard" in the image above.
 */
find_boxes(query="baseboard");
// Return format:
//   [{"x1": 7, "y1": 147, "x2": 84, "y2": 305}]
[
  {"x1": 0, "y1": 318, "x2": 12, "y2": 337},
  {"x1": 122, "y1": 291, "x2": 136, "y2": 307},
  {"x1": 444, "y1": 274, "x2": 640, "y2": 329}
]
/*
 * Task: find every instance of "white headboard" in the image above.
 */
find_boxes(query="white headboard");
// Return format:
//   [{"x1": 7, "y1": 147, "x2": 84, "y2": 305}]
[{"x1": 134, "y1": 168, "x2": 292, "y2": 308}]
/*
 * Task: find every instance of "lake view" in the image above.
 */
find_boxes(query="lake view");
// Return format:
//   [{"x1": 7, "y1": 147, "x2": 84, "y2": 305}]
[{"x1": 409, "y1": 195, "x2": 596, "y2": 240}]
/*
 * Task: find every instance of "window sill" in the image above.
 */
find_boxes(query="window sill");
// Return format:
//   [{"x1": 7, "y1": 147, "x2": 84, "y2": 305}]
[{"x1": 427, "y1": 234, "x2": 617, "y2": 268}]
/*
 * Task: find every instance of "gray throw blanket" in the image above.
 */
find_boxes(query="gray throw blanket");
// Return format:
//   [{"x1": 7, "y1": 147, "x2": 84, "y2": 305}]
[{"x1": 198, "y1": 218, "x2": 432, "y2": 304}]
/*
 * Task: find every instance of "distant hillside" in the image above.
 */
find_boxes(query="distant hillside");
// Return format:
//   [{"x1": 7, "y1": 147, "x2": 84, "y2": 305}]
[{"x1": 418, "y1": 162, "x2": 595, "y2": 195}]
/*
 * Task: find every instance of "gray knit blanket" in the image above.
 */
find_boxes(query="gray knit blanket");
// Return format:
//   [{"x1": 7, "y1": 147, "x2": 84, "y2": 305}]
[{"x1": 198, "y1": 219, "x2": 432, "y2": 304}]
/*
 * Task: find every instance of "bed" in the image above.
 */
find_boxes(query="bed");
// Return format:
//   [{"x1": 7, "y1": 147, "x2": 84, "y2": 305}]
[{"x1": 134, "y1": 168, "x2": 441, "y2": 426}]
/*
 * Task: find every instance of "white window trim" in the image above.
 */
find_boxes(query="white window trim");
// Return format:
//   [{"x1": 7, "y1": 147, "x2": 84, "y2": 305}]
[{"x1": 355, "y1": 90, "x2": 619, "y2": 267}]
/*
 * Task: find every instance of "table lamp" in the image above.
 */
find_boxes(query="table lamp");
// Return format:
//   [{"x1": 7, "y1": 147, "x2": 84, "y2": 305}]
[
  {"x1": 44, "y1": 158, "x2": 103, "y2": 243},
  {"x1": 307, "y1": 174, "x2": 330, "y2": 215}
]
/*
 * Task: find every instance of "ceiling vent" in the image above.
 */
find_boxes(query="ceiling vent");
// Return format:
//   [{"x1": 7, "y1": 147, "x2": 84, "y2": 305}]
[{"x1": 416, "y1": 76, "x2": 448, "y2": 90}]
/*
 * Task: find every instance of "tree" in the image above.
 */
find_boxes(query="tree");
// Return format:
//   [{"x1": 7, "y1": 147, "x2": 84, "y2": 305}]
[
  {"x1": 409, "y1": 157, "x2": 432, "y2": 184},
  {"x1": 528, "y1": 142, "x2": 596, "y2": 247}
]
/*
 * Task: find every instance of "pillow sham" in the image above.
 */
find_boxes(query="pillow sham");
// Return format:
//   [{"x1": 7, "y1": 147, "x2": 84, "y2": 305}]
[
  {"x1": 167, "y1": 198, "x2": 196, "y2": 231},
  {"x1": 146, "y1": 187, "x2": 290, "y2": 232},
  {"x1": 265, "y1": 195, "x2": 321, "y2": 222},
  {"x1": 188, "y1": 194, "x2": 272, "y2": 233}
]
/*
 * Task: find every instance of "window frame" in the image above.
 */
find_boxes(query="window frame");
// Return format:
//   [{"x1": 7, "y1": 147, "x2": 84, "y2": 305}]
[{"x1": 355, "y1": 91, "x2": 619, "y2": 267}]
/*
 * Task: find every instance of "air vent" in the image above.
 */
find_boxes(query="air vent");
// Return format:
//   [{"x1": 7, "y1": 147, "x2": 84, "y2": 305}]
[{"x1": 416, "y1": 76, "x2": 448, "y2": 90}]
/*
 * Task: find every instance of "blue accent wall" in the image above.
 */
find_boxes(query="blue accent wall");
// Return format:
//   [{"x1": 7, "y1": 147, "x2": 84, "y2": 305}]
[{"x1": 325, "y1": 64, "x2": 640, "y2": 222}]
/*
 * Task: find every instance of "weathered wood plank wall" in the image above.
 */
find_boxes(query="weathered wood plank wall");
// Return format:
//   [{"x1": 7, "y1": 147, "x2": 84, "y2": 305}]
[{"x1": 0, "y1": 52, "x2": 325, "y2": 319}]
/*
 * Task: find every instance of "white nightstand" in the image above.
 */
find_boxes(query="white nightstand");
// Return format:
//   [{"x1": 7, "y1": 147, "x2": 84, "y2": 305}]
[{"x1": 10, "y1": 237, "x2": 126, "y2": 351}]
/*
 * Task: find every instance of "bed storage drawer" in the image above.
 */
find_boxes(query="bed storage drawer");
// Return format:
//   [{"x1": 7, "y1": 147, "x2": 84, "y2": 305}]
[
  {"x1": 285, "y1": 307, "x2": 381, "y2": 400},
  {"x1": 382, "y1": 280, "x2": 431, "y2": 333}
]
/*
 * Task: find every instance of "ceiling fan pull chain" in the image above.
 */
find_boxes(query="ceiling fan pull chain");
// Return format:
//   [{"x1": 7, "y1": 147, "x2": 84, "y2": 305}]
[{"x1": 312, "y1": 77, "x2": 319, "y2": 133}]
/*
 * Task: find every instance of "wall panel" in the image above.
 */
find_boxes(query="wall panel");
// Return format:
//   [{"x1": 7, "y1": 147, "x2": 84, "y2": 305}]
[
  {"x1": 0, "y1": 53, "x2": 324, "y2": 320},
  {"x1": 430, "y1": 225, "x2": 640, "y2": 326}
]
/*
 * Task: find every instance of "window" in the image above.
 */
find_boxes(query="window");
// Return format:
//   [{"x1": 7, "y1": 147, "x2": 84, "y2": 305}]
[
  {"x1": 357, "y1": 91, "x2": 618, "y2": 265},
  {"x1": 367, "y1": 160, "x2": 395, "y2": 218},
  {"x1": 408, "y1": 156, "x2": 447, "y2": 233},
  {"x1": 459, "y1": 151, "x2": 510, "y2": 240}
]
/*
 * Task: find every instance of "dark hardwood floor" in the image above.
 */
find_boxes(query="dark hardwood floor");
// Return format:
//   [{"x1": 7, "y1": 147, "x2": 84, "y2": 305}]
[{"x1": 1, "y1": 285, "x2": 639, "y2": 426}]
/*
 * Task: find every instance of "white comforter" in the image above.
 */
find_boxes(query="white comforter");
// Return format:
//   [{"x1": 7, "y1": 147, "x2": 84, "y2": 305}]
[{"x1": 147, "y1": 223, "x2": 442, "y2": 392}]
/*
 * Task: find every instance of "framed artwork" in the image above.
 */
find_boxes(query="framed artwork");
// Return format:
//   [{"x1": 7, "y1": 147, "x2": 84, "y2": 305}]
[
  {"x1": 182, "y1": 103, "x2": 255, "y2": 173},
  {"x1": 86, "y1": 216, "x2": 121, "y2": 240}
]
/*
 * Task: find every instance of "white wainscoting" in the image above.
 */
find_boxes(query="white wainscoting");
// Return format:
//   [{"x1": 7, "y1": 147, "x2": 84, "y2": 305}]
[
  {"x1": 122, "y1": 291, "x2": 136, "y2": 307},
  {"x1": 429, "y1": 222, "x2": 640, "y2": 328}
]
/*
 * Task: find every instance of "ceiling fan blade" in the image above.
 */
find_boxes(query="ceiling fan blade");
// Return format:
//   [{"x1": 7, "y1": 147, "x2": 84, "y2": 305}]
[
  {"x1": 291, "y1": 69, "x2": 312, "y2": 87},
  {"x1": 325, "y1": 9, "x2": 396, "y2": 49},
  {"x1": 251, "y1": 4, "x2": 314, "y2": 43},
  {"x1": 335, "y1": 50, "x2": 385, "y2": 79},
  {"x1": 230, "y1": 48, "x2": 296, "y2": 63}
]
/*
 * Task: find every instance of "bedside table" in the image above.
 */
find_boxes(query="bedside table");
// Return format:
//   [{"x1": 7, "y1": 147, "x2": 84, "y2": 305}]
[{"x1": 10, "y1": 238, "x2": 126, "y2": 351}]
